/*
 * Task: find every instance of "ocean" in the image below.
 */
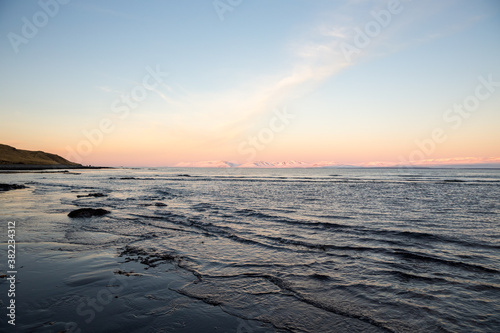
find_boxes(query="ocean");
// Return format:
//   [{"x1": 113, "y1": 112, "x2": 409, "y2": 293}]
[{"x1": 1, "y1": 167, "x2": 499, "y2": 332}]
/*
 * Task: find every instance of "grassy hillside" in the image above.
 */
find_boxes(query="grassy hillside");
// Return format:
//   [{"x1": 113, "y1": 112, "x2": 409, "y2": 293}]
[{"x1": 0, "y1": 144, "x2": 81, "y2": 166}]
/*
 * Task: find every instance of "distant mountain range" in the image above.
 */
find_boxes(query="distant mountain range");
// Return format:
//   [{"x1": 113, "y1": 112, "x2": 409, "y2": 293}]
[
  {"x1": 175, "y1": 160, "x2": 358, "y2": 168},
  {"x1": 175, "y1": 159, "x2": 500, "y2": 169},
  {"x1": 2, "y1": 143, "x2": 498, "y2": 169},
  {"x1": 175, "y1": 161, "x2": 240, "y2": 168},
  {"x1": 239, "y1": 160, "x2": 313, "y2": 168},
  {"x1": 0, "y1": 144, "x2": 81, "y2": 169}
]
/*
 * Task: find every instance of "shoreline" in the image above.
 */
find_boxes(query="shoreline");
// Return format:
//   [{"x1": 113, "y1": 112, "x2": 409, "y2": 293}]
[
  {"x1": 0, "y1": 181, "x2": 277, "y2": 332},
  {"x1": 1, "y1": 242, "x2": 271, "y2": 332},
  {"x1": 2, "y1": 168, "x2": 498, "y2": 332},
  {"x1": 0, "y1": 165, "x2": 112, "y2": 172}
]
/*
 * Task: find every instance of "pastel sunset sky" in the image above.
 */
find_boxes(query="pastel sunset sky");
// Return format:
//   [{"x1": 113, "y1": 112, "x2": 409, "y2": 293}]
[{"x1": 1, "y1": 0, "x2": 499, "y2": 167}]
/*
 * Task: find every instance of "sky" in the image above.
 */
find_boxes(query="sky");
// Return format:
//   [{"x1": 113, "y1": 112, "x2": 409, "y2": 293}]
[{"x1": 0, "y1": 0, "x2": 499, "y2": 167}]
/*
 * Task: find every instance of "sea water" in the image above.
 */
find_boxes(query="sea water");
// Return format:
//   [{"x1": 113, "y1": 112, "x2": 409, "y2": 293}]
[{"x1": 1, "y1": 167, "x2": 499, "y2": 332}]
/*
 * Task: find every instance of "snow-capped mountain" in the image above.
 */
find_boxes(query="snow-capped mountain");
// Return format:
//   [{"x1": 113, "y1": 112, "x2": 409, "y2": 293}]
[
  {"x1": 175, "y1": 160, "x2": 314, "y2": 168},
  {"x1": 269, "y1": 161, "x2": 311, "y2": 168},
  {"x1": 238, "y1": 161, "x2": 312, "y2": 168},
  {"x1": 237, "y1": 161, "x2": 277, "y2": 168},
  {"x1": 174, "y1": 161, "x2": 238, "y2": 168},
  {"x1": 172, "y1": 159, "x2": 500, "y2": 168},
  {"x1": 310, "y1": 161, "x2": 359, "y2": 168},
  {"x1": 170, "y1": 157, "x2": 500, "y2": 169},
  {"x1": 310, "y1": 161, "x2": 340, "y2": 168}
]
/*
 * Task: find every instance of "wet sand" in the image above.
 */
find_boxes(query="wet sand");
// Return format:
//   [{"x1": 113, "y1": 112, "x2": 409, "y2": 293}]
[
  {"x1": 0, "y1": 185, "x2": 276, "y2": 332},
  {"x1": 1, "y1": 242, "x2": 274, "y2": 332}
]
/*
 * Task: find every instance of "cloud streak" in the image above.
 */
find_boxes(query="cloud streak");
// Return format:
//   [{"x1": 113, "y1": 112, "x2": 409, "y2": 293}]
[{"x1": 95, "y1": 0, "x2": 492, "y2": 161}]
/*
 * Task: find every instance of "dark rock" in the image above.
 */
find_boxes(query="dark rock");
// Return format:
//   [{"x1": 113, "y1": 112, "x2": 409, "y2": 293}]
[
  {"x1": 119, "y1": 245, "x2": 178, "y2": 268},
  {"x1": 120, "y1": 245, "x2": 149, "y2": 257},
  {"x1": 77, "y1": 192, "x2": 106, "y2": 198},
  {"x1": 68, "y1": 208, "x2": 110, "y2": 218},
  {"x1": 155, "y1": 202, "x2": 167, "y2": 207},
  {"x1": 311, "y1": 273, "x2": 330, "y2": 281},
  {"x1": 114, "y1": 269, "x2": 138, "y2": 277},
  {"x1": 0, "y1": 183, "x2": 27, "y2": 191}
]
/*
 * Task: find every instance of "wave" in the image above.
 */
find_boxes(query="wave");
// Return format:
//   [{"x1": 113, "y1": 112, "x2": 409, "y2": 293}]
[
  {"x1": 383, "y1": 269, "x2": 450, "y2": 283},
  {"x1": 356, "y1": 227, "x2": 500, "y2": 251},
  {"x1": 131, "y1": 212, "x2": 285, "y2": 252},
  {"x1": 178, "y1": 272, "x2": 394, "y2": 332},
  {"x1": 192, "y1": 202, "x2": 222, "y2": 212},
  {"x1": 154, "y1": 187, "x2": 182, "y2": 199},
  {"x1": 236, "y1": 209, "x2": 353, "y2": 229},
  {"x1": 391, "y1": 249, "x2": 499, "y2": 273},
  {"x1": 261, "y1": 235, "x2": 385, "y2": 253},
  {"x1": 442, "y1": 179, "x2": 466, "y2": 183}
]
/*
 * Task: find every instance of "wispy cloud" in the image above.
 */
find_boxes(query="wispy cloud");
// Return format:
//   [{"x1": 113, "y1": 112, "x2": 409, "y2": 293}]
[{"x1": 97, "y1": 0, "x2": 489, "y2": 155}]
